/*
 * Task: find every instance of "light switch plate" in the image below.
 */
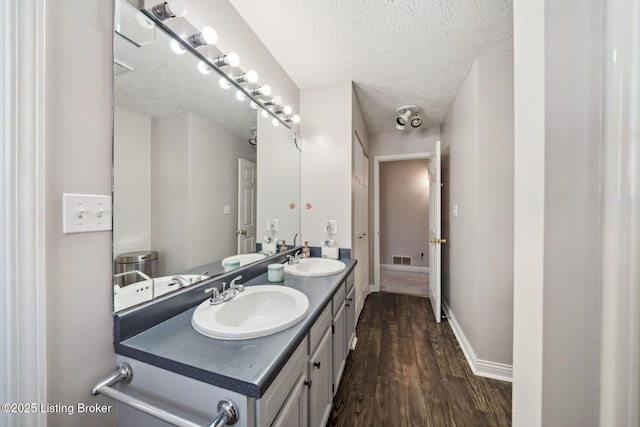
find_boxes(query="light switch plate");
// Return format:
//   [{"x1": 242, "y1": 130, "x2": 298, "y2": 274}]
[
  {"x1": 324, "y1": 219, "x2": 338, "y2": 234},
  {"x1": 267, "y1": 218, "x2": 279, "y2": 232},
  {"x1": 62, "y1": 193, "x2": 112, "y2": 234}
]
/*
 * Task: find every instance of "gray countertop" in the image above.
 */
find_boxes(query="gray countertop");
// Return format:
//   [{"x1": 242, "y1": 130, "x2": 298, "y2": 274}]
[{"x1": 116, "y1": 258, "x2": 356, "y2": 398}]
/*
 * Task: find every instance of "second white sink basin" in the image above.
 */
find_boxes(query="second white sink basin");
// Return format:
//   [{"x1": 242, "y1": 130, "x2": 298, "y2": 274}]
[
  {"x1": 191, "y1": 285, "x2": 309, "y2": 340},
  {"x1": 284, "y1": 258, "x2": 346, "y2": 277}
]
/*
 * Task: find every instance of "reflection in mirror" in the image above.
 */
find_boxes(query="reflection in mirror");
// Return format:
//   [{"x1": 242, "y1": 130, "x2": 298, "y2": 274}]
[{"x1": 112, "y1": 0, "x2": 300, "y2": 311}]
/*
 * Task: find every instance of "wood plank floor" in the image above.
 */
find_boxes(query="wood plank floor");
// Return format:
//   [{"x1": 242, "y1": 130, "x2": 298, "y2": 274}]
[{"x1": 328, "y1": 292, "x2": 512, "y2": 427}]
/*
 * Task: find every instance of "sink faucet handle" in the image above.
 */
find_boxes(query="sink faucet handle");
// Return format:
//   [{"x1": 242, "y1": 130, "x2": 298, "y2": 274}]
[
  {"x1": 204, "y1": 287, "x2": 221, "y2": 303},
  {"x1": 221, "y1": 282, "x2": 227, "y2": 292},
  {"x1": 230, "y1": 275, "x2": 243, "y2": 287}
]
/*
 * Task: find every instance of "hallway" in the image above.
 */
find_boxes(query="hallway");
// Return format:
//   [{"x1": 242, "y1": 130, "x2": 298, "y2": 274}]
[
  {"x1": 379, "y1": 268, "x2": 429, "y2": 297},
  {"x1": 328, "y1": 292, "x2": 512, "y2": 426}
]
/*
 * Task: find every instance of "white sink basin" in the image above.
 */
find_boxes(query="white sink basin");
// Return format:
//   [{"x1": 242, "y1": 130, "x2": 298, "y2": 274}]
[
  {"x1": 191, "y1": 285, "x2": 309, "y2": 340},
  {"x1": 284, "y1": 258, "x2": 346, "y2": 277},
  {"x1": 221, "y1": 253, "x2": 267, "y2": 268},
  {"x1": 154, "y1": 274, "x2": 208, "y2": 297}
]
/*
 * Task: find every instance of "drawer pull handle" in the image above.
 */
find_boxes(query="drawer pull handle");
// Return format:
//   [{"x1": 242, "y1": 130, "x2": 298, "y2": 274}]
[
  {"x1": 304, "y1": 380, "x2": 312, "y2": 388},
  {"x1": 313, "y1": 361, "x2": 321, "y2": 369}
]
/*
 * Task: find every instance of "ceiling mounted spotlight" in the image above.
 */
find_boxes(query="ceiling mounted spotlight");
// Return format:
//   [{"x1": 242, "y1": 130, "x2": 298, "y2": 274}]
[
  {"x1": 150, "y1": 0, "x2": 186, "y2": 21},
  {"x1": 410, "y1": 113, "x2": 422, "y2": 128},
  {"x1": 395, "y1": 104, "x2": 421, "y2": 130}
]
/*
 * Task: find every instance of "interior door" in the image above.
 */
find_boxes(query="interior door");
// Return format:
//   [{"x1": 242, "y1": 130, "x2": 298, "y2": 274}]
[
  {"x1": 237, "y1": 159, "x2": 257, "y2": 254},
  {"x1": 353, "y1": 137, "x2": 369, "y2": 313},
  {"x1": 428, "y1": 141, "x2": 443, "y2": 322}
]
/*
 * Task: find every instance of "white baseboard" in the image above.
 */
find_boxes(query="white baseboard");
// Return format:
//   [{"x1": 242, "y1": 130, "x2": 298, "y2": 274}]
[
  {"x1": 442, "y1": 301, "x2": 513, "y2": 382},
  {"x1": 380, "y1": 264, "x2": 429, "y2": 274}
]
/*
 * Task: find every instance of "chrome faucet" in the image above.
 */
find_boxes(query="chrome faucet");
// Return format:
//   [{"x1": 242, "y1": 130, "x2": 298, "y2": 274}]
[
  {"x1": 171, "y1": 275, "x2": 191, "y2": 288},
  {"x1": 287, "y1": 251, "x2": 303, "y2": 265},
  {"x1": 205, "y1": 275, "x2": 245, "y2": 305}
]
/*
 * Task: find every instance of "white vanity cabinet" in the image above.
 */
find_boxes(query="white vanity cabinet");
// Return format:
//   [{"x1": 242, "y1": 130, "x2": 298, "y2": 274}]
[
  {"x1": 331, "y1": 270, "x2": 356, "y2": 396},
  {"x1": 345, "y1": 273, "x2": 356, "y2": 352},
  {"x1": 307, "y1": 305, "x2": 333, "y2": 427}
]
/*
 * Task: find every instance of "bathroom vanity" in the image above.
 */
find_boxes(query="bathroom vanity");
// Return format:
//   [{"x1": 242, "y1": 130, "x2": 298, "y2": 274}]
[{"x1": 112, "y1": 255, "x2": 357, "y2": 426}]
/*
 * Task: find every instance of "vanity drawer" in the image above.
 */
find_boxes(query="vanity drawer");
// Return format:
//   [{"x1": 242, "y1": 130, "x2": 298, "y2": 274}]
[{"x1": 308, "y1": 304, "x2": 331, "y2": 355}]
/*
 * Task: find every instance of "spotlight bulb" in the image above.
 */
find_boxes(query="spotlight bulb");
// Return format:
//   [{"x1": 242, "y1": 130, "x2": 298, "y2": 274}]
[
  {"x1": 197, "y1": 61, "x2": 211, "y2": 75},
  {"x1": 261, "y1": 85, "x2": 272, "y2": 96},
  {"x1": 226, "y1": 52, "x2": 240, "y2": 67},
  {"x1": 219, "y1": 77, "x2": 231, "y2": 89},
  {"x1": 291, "y1": 115, "x2": 300, "y2": 124},
  {"x1": 410, "y1": 114, "x2": 422, "y2": 128},
  {"x1": 201, "y1": 26, "x2": 218, "y2": 45},
  {"x1": 283, "y1": 105, "x2": 292, "y2": 115},
  {"x1": 245, "y1": 70, "x2": 259, "y2": 84}
]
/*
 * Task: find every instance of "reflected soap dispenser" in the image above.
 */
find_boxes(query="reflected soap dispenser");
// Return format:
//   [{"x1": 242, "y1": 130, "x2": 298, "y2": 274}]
[
  {"x1": 279, "y1": 240, "x2": 287, "y2": 253},
  {"x1": 302, "y1": 241, "x2": 311, "y2": 258}
]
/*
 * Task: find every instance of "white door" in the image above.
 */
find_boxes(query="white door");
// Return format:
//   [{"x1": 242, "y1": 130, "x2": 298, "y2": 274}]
[
  {"x1": 237, "y1": 159, "x2": 257, "y2": 254},
  {"x1": 428, "y1": 141, "x2": 443, "y2": 322},
  {"x1": 353, "y1": 137, "x2": 369, "y2": 314}
]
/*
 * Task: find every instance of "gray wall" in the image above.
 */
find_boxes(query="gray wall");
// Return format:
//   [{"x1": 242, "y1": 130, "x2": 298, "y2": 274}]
[
  {"x1": 42, "y1": 1, "x2": 300, "y2": 425},
  {"x1": 379, "y1": 159, "x2": 429, "y2": 268},
  {"x1": 440, "y1": 50, "x2": 514, "y2": 367},
  {"x1": 45, "y1": 1, "x2": 116, "y2": 425}
]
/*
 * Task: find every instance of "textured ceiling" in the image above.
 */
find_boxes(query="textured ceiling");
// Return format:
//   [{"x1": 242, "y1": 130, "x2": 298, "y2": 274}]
[{"x1": 228, "y1": 0, "x2": 513, "y2": 134}]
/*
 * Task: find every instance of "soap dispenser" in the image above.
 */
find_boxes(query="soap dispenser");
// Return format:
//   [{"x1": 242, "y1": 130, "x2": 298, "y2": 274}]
[{"x1": 279, "y1": 240, "x2": 288, "y2": 253}]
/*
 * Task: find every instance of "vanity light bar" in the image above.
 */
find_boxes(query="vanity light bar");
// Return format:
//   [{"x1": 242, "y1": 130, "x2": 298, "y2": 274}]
[{"x1": 139, "y1": 4, "x2": 298, "y2": 129}]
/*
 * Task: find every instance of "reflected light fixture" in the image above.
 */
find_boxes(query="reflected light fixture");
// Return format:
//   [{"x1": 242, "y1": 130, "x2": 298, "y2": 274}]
[
  {"x1": 284, "y1": 114, "x2": 301, "y2": 124},
  {"x1": 395, "y1": 104, "x2": 421, "y2": 130},
  {"x1": 235, "y1": 90, "x2": 246, "y2": 101},
  {"x1": 197, "y1": 61, "x2": 212, "y2": 75},
  {"x1": 150, "y1": 0, "x2": 186, "y2": 21},
  {"x1": 283, "y1": 105, "x2": 292, "y2": 115},
  {"x1": 188, "y1": 26, "x2": 218, "y2": 47},
  {"x1": 219, "y1": 77, "x2": 231, "y2": 89},
  {"x1": 170, "y1": 38, "x2": 186, "y2": 54},
  {"x1": 272, "y1": 118, "x2": 280, "y2": 127}
]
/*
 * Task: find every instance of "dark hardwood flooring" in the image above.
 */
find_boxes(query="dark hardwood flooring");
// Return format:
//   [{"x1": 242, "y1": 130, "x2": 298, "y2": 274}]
[{"x1": 328, "y1": 292, "x2": 512, "y2": 427}]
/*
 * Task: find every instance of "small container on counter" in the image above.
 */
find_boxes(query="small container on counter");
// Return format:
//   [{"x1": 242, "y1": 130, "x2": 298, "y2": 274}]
[{"x1": 267, "y1": 263, "x2": 284, "y2": 283}]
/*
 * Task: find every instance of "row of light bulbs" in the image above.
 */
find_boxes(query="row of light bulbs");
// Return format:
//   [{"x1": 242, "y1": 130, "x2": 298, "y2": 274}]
[{"x1": 147, "y1": 0, "x2": 300, "y2": 127}]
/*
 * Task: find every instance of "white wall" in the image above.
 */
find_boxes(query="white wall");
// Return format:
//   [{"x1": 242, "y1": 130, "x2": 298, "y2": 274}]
[
  {"x1": 300, "y1": 82, "x2": 353, "y2": 248},
  {"x1": 369, "y1": 127, "x2": 440, "y2": 157},
  {"x1": 440, "y1": 51, "x2": 514, "y2": 370},
  {"x1": 113, "y1": 107, "x2": 152, "y2": 256},
  {"x1": 256, "y1": 116, "x2": 301, "y2": 246},
  {"x1": 45, "y1": 0, "x2": 116, "y2": 425}
]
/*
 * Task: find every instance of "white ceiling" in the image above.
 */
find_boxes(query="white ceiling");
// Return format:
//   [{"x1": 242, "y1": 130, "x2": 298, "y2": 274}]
[{"x1": 228, "y1": 0, "x2": 513, "y2": 135}]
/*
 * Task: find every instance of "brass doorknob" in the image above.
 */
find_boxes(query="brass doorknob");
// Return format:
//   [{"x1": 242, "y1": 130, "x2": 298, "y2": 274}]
[
  {"x1": 236, "y1": 229, "x2": 247, "y2": 235},
  {"x1": 430, "y1": 238, "x2": 437, "y2": 243},
  {"x1": 430, "y1": 238, "x2": 447, "y2": 244}
]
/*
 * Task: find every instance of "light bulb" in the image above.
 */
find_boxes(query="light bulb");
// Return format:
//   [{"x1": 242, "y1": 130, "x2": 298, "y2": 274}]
[
  {"x1": 283, "y1": 105, "x2": 292, "y2": 115},
  {"x1": 166, "y1": 0, "x2": 186, "y2": 17},
  {"x1": 291, "y1": 115, "x2": 300, "y2": 124},
  {"x1": 272, "y1": 118, "x2": 280, "y2": 127},
  {"x1": 226, "y1": 52, "x2": 240, "y2": 67},
  {"x1": 261, "y1": 110, "x2": 269, "y2": 118},
  {"x1": 261, "y1": 85, "x2": 272, "y2": 96},
  {"x1": 236, "y1": 91, "x2": 246, "y2": 101},
  {"x1": 272, "y1": 95, "x2": 282, "y2": 106},
  {"x1": 170, "y1": 39, "x2": 186, "y2": 54},
  {"x1": 250, "y1": 101, "x2": 259, "y2": 110},
  {"x1": 201, "y1": 26, "x2": 218, "y2": 45},
  {"x1": 219, "y1": 77, "x2": 231, "y2": 89},
  {"x1": 151, "y1": 0, "x2": 186, "y2": 21},
  {"x1": 245, "y1": 70, "x2": 259, "y2": 84},
  {"x1": 197, "y1": 61, "x2": 211, "y2": 75}
]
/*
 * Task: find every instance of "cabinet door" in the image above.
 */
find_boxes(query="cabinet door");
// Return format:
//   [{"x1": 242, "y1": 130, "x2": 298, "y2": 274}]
[
  {"x1": 332, "y1": 302, "x2": 346, "y2": 394},
  {"x1": 271, "y1": 372, "x2": 308, "y2": 427},
  {"x1": 308, "y1": 327, "x2": 332, "y2": 427},
  {"x1": 346, "y1": 285, "x2": 356, "y2": 354}
]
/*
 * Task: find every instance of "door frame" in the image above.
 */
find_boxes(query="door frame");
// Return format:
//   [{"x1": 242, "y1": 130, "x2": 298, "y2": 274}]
[{"x1": 372, "y1": 152, "x2": 431, "y2": 292}]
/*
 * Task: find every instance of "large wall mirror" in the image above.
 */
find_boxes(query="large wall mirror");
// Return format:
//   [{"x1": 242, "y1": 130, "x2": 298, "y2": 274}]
[{"x1": 112, "y1": 0, "x2": 301, "y2": 311}]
